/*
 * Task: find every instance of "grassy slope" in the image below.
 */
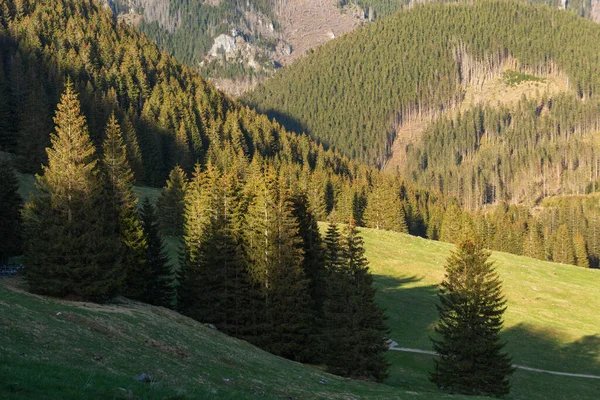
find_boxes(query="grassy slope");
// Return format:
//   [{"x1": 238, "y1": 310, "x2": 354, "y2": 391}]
[
  {"x1": 357, "y1": 227, "x2": 600, "y2": 400},
  {"x1": 1, "y1": 278, "x2": 427, "y2": 400},
  {"x1": 5, "y1": 174, "x2": 599, "y2": 398}
]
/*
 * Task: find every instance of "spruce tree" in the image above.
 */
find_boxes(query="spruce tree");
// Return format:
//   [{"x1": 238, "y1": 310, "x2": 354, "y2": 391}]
[
  {"x1": 244, "y1": 168, "x2": 314, "y2": 361},
  {"x1": 140, "y1": 197, "x2": 175, "y2": 307},
  {"x1": 430, "y1": 240, "x2": 514, "y2": 397},
  {"x1": 157, "y1": 165, "x2": 188, "y2": 236},
  {"x1": 291, "y1": 191, "x2": 327, "y2": 316},
  {"x1": 0, "y1": 161, "x2": 22, "y2": 264},
  {"x1": 178, "y1": 164, "x2": 220, "y2": 323},
  {"x1": 573, "y1": 232, "x2": 590, "y2": 268},
  {"x1": 23, "y1": 82, "x2": 122, "y2": 301},
  {"x1": 322, "y1": 221, "x2": 390, "y2": 382},
  {"x1": 552, "y1": 224, "x2": 575, "y2": 265},
  {"x1": 364, "y1": 182, "x2": 408, "y2": 232},
  {"x1": 102, "y1": 114, "x2": 147, "y2": 300}
]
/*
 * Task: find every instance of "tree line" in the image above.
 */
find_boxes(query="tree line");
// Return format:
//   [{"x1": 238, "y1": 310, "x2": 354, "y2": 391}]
[
  {"x1": 246, "y1": 0, "x2": 600, "y2": 166},
  {"x1": 1, "y1": 83, "x2": 390, "y2": 381}
]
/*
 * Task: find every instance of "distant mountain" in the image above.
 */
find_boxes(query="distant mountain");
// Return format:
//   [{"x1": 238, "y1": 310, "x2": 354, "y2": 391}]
[
  {"x1": 244, "y1": 0, "x2": 600, "y2": 208},
  {"x1": 107, "y1": 0, "x2": 365, "y2": 95}
]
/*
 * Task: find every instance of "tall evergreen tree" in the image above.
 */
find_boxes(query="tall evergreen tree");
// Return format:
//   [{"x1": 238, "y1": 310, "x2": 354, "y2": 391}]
[
  {"x1": 363, "y1": 182, "x2": 408, "y2": 232},
  {"x1": 244, "y1": 168, "x2": 314, "y2": 361},
  {"x1": 291, "y1": 191, "x2": 327, "y2": 316},
  {"x1": 573, "y1": 232, "x2": 590, "y2": 268},
  {"x1": 430, "y1": 240, "x2": 514, "y2": 397},
  {"x1": 322, "y1": 221, "x2": 390, "y2": 382},
  {"x1": 102, "y1": 113, "x2": 147, "y2": 300},
  {"x1": 140, "y1": 197, "x2": 175, "y2": 307},
  {"x1": 178, "y1": 164, "x2": 220, "y2": 323},
  {"x1": 23, "y1": 82, "x2": 122, "y2": 301},
  {"x1": 552, "y1": 224, "x2": 575, "y2": 265},
  {"x1": 157, "y1": 165, "x2": 188, "y2": 236},
  {"x1": 0, "y1": 161, "x2": 22, "y2": 264}
]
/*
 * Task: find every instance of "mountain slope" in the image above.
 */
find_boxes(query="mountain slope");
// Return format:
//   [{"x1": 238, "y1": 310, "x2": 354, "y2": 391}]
[
  {"x1": 358, "y1": 225, "x2": 600, "y2": 400},
  {"x1": 2, "y1": 225, "x2": 598, "y2": 399},
  {"x1": 0, "y1": 278, "x2": 412, "y2": 400},
  {"x1": 244, "y1": 0, "x2": 600, "y2": 166}
]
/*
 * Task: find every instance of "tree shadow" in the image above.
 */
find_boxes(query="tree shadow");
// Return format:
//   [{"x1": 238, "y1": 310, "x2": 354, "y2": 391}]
[
  {"x1": 372, "y1": 274, "x2": 439, "y2": 347},
  {"x1": 374, "y1": 272, "x2": 600, "y2": 399}
]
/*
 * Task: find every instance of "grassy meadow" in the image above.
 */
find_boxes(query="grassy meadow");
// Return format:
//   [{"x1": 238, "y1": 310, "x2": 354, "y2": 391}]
[
  {"x1": 357, "y1": 227, "x2": 600, "y2": 400},
  {"x1": 3, "y1": 173, "x2": 599, "y2": 399}
]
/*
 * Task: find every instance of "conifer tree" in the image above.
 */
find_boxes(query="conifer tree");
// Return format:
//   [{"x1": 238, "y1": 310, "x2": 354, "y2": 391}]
[
  {"x1": 157, "y1": 165, "x2": 188, "y2": 236},
  {"x1": 524, "y1": 222, "x2": 544, "y2": 260},
  {"x1": 322, "y1": 221, "x2": 390, "y2": 382},
  {"x1": 364, "y1": 182, "x2": 408, "y2": 232},
  {"x1": 573, "y1": 232, "x2": 590, "y2": 268},
  {"x1": 0, "y1": 161, "x2": 22, "y2": 264},
  {"x1": 440, "y1": 202, "x2": 464, "y2": 244},
  {"x1": 140, "y1": 197, "x2": 175, "y2": 307},
  {"x1": 178, "y1": 164, "x2": 220, "y2": 323},
  {"x1": 23, "y1": 82, "x2": 122, "y2": 301},
  {"x1": 430, "y1": 240, "x2": 514, "y2": 397},
  {"x1": 552, "y1": 224, "x2": 575, "y2": 265},
  {"x1": 122, "y1": 113, "x2": 144, "y2": 184},
  {"x1": 102, "y1": 114, "x2": 147, "y2": 300},
  {"x1": 291, "y1": 191, "x2": 327, "y2": 316},
  {"x1": 244, "y1": 168, "x2": 313, "y2": 361}
]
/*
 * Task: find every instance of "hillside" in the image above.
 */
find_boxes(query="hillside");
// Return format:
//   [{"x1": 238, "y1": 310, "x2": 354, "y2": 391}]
[
  {"x1": 244, "y1": 1, "x2": 600, "y2": 167},
  {"x1": 359, "y1": 226, "x2": 600, "y2": 400},
  {"x1": 109, "y1": 0, "x2": 366, "y2": 95},
  {"x1": 2, "y1": 227, "x2": 598, "y2": 399},
  {"x1": 1, "y1": 278, "x2": 413, "y2": 400}
]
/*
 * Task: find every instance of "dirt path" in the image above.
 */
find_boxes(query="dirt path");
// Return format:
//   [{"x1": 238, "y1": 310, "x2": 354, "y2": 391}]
[{"x1": 388, "y1": 345, "x2": 600, "y2": 379}]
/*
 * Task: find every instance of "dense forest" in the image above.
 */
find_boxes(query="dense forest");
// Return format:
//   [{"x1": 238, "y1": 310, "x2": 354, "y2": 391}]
[
  {"x1": 112, "y1": 0, "x2": 282, "y2": 81},
  {"x1": 338, "y1": 0, "x2": 599, "y2": 20},
  {"x1": 246, "y1": 0, "x2": 600, "y2": 166},
  {"x1": 1, "y1": 0, "x2": 599, "y2": 274},
  {"x1": 0, "y1": 0, "x2": 393, "y2": 380}
]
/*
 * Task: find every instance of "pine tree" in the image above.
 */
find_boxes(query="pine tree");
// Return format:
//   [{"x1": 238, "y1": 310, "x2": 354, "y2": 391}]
[
  {"x1": 102, "y1": 113, "x2": 147, "y2": 300},
  {"x1": 363, "y1": 182, "x2": 408, "y2": 232},
  {"x1": 322, "y1": 221, "x2": 390, "y2": 382},
  {"x1": 140, "y1": 197, "x2": 175, "y2": 307},
  {"x1": 573, "y1": 232, "x2": 590, "y2": 268},
  {"x1": 552, "y1": 224, "x2": 575, "y2": 265},
  {"x1": 0, "y1": 161, "x2": 22, "y2": 264},
  {"x1": 291, "y1": 191, "x2": 327, "y2": 316},
  {"x1": 157, "y1": 165, "x2": 188, "y2": 236},
  {"x1": 122, "y1": 112, "x2": 144, "y2": 184},
  {"x1": 430, "y1": 240, "x2": 514, "y2": 397},
  {"x1": 244, "y1": 168, "x2": 314, "y2": 361},
  {"x1": 440, "y1": 202, "x2": 464, "y2": 244},
  {"x1": 524, "y1": 222, "x2": 544, "y2": 260},
  {"x1": 23, "y1": 82, "x2": 122, "y2": 301},
  {"x1": 178, "y1": 164, "x2": 220, "y2": 323}
]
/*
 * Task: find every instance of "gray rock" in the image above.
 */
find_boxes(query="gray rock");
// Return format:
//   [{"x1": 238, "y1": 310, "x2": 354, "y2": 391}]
[
  {"x1": 134, "y1": 373, "x2": 152, "y2": 383},
  {"x1": 209, "y1": 34, "x2": 236, "y2": 57}
]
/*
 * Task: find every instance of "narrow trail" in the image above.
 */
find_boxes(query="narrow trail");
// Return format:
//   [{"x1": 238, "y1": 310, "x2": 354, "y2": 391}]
[{"x1": 388, "y1": 346, "x2": 600, "y2": 379}]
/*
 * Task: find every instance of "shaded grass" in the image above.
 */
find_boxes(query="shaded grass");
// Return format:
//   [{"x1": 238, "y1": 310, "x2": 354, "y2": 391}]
[
  {"x1": 2, "y1": 278, "x2": 457, "y2": 400},
  {"x1": 356, "y1": 226, "x2": 600, "y2": 399}
]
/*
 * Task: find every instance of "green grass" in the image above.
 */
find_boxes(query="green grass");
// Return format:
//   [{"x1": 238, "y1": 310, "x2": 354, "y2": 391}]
[
  {"x1": 502, "y1": 70, "x2": 546, "y2": 86},
  {"x1": 357, "y1": 226, "x2": 600, "y2": 400},
  {"x1": 2, "y1": 277, "x2": 468, "y2": 400},
  {"x1": 5, "y1": 173, "x2": 599, "y2": 398}
]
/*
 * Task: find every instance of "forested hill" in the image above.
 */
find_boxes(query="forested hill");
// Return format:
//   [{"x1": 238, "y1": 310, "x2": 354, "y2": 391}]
[
  {"x1": 0, "y1": 0, "x2": 452, "y2": 239},
  {"x1": 340, "y1": 0, "x2": 600, "y2": 21},
  {"x1": 0, "y1": 0, "x2": 358, "y2": 186},
  {"x1": 244, "y1": 0, "x2": 600, "y2": 166}
]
